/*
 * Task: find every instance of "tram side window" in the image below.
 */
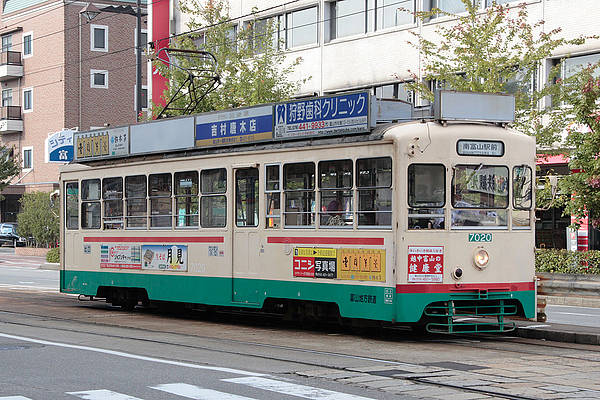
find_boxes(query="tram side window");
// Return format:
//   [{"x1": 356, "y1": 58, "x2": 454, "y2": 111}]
[
  {"x1": 125, "y1": 175, "x2": 147, "y2": 228},
  {"x1": 451, "y1": 165, "x2": 509, "y2": 228},
  {"x1": 65, "y1": 182, "x2": 79, "y2": 230},
  {"x1": 81, "y1": 179, "x2": 101, "y2": 229},
  {"x1": 319, "y1": 160, "x2": 353, "y2": 228},
  {"x1": 102, "y1": 177, "x2": 123, "y2": 229},
  {"x1": 265, "y1": 165, "x2": 281, "y2": 229},
  {"x1": 356, "y1": 157, "x2": 392, "y2": 228},
  {"x1": 149, "y1": 173, "x2": 172, "y2": 229},
  {"x1": 408, "y1": 164, "x2": 445, "y2": 230},
  {"x1": 513, "y1": 165, "x2": 532, "y2": 229},
  {"x1": 175, "y1": 171, "x2": 199, "y2": 228},
  {"x1": 201, "y1": 168, "x2": 226, "y2": 228},
  {"x1": 236, "y1": 168, "x2": 259, "y2": 227},
  {"x1": 284, "y1": 162, "x2": 315, "y2": 227}
]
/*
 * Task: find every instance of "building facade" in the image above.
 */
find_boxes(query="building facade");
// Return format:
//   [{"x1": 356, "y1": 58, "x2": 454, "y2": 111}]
[{"x1": 0, "y1": 0, "x2": 147, "y2": 222}]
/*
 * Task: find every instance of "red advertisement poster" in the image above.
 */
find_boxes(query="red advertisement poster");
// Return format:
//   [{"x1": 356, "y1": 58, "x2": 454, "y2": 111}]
[
  {"x1": 408, "y1": 246, "x2": 444, "y2": 283},
  {"x1": 293, "y1": 256, "x2": 315, "y2": 278}
]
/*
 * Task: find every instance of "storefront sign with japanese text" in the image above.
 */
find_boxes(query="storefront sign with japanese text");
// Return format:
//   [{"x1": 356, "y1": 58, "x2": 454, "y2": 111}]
[
  {"x1": 195, "y1": 105, "x2": 273, "y2": 147},
  {"x1": 337, "y1": 248, "x2": 386, "y2": 282},
  {"x1": 293, "y1": 247, "x2": 337, "y2": 278}
]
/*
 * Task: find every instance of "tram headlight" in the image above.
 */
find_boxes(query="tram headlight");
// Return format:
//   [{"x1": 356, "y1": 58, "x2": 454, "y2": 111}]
[{"x1": 473, "y1": 248, "x2": 490, "y2": 269}]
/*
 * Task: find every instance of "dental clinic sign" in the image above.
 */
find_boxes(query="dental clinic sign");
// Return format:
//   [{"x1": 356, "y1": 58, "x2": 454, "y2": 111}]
[{"x1": 45, "y1": 129, "x2": 75, "y2": 163}]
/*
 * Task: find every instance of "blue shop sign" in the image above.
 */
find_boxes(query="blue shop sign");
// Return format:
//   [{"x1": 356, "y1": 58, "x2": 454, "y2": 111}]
[
  {"x1": 195, "y1": 105, "x2": 273, "y2": 147},
  {"x1": 46, "y1": 129, "x2": 75, "y2": 163}
]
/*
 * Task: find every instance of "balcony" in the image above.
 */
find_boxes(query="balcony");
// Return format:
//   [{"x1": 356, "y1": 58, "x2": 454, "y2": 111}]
[
  {"x1": 0, "y1": 51, "x2": 23, "y2": 81},
  {"x1": 0, "y1": 106, "x2": 23, "y2": 134}
]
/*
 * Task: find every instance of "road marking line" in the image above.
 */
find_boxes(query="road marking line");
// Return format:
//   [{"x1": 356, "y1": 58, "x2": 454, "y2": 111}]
[
  {"x1": 0, "y1": 333, "x2": 266, "y2": 377},
  {"x1": 222, "y1": 377, "x2": 375, "y2": 400},
  {"x1": 554, "y1": 312, "x2": 596, "y2": 317},
  {"x1": 17, "y1": 281, "x2": 35, "y2": 284},
  {"x1": 521, "y1": 324, "x2": 550, "y2": 329},
  {"x1": 67, "y1": 390, "x2": 143, "y2": 400},
  {"x1": 152, "y1": 383, "x2": 257, "y2": 400},
  {"x1": 0, "y1": 396, "x2": 33, "y2": 400}
]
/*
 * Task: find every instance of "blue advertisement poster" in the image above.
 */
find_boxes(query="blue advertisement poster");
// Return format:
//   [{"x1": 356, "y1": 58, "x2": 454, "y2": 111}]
[
  {"x1": 195, "y1": 105, "x2": 273, "y2": 147},
  {"x1": 274, "y1": 92, "x2": 370, "y2": 139}
]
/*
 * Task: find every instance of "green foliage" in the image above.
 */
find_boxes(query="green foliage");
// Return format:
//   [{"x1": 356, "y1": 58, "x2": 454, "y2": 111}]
[
  {"x1": 0, "y1": 145, "x2": 20, "y2": 199},
  {"x1": 536, "y1": 249, "x2": 600, "y2": 274},
  {"x1": 17, "y1": 192, "x2": 59, "y2": 248},
  {"x1": 406, "y1": 0, "x2": 594, "y2": 146},
  {"x1": 46, "y1": 247, "x2": 60, "y2": 263},
  {"x1": 555, "y1": 66, "x2": 600, "y2": 229},
  {"x1": 152, "y1": 0, "x2": 307, "y2": 118}
]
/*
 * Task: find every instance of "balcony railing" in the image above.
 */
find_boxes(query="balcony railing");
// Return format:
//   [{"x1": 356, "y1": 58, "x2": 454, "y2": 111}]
[
  {"x1": 0, "y1": 51, "x2": 21, "y2": 66},
  {"x1": 0, "y1": 106, "x2": 22, "y2": 120}
]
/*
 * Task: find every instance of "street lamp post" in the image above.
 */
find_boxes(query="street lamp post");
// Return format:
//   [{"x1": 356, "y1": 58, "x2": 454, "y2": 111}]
[{"x1": 80, "y1": 2, "x2": 145, "y2": 122}]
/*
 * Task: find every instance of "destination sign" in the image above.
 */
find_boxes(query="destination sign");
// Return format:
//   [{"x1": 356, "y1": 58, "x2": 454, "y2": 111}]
[
  {"x1": 457, "y1": 140, "x2": 504, "y2": 157},
  {"x1": 274, "y1": 91, "x2": 370, "y2": 139}
]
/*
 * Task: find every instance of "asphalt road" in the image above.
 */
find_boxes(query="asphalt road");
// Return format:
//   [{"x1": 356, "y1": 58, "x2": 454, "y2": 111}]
[
  {"x1": 545, "y1": 304, "x2": 600, "y2": 328},
  {"x1": 0, "y1": 248, "x2": 58, "y2": 291}
]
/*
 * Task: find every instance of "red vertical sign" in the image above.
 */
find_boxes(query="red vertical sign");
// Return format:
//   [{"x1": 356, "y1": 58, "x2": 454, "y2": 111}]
[{"x1": 151, "y1": 0, "x2": 170, "y2": 108}]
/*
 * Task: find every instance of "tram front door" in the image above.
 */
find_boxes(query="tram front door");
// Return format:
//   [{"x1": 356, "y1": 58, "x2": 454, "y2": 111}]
[{"x1": 232, "y1": 167, "x2": 260, "y2": 304}]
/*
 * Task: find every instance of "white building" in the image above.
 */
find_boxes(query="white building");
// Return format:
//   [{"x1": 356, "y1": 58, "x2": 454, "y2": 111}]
[{"x1": 150, "y1": 0, "x2": 600, "y2": 106}]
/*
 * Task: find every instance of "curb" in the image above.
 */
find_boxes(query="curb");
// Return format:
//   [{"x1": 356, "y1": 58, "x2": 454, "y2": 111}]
[
  {"x1": 40, "y1": 263, "x2": 60, "y2": 270},
  {"x1": 516, "y1": 325, "x2": 600, "y2": 345}
]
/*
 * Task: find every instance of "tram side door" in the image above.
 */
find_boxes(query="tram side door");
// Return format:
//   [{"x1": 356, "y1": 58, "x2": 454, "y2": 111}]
[{"x1": 232, "y1": 167, "x2": 260, "y2": 304}]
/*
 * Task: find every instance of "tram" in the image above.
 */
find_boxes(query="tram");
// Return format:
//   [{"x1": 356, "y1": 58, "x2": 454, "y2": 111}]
[{"x1": 59, "y1": 91, "x2": 536, "y2": 333}]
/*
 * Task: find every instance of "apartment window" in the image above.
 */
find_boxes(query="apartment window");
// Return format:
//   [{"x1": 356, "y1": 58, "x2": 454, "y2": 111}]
[
  {"x1": 125, "y1": 175, "x2": 147, "y2": 228},
  {"x1": 22, "y1": 32, "x2": 32, "y2": 57},
  {"x1": 22, "y1": 88, "x2": 32, "y2": 113},
  {"x1": 376, "y1": 0, "x2": 414, "y2": 29},
  {"x1": 91, "y1": 25, "x2": 108, "y2": 51},
  {"x1": 1, "y1": 34, "x2": 12, "y2": 52},
  {"x1": 429, "y1": 0, "x2": 471, "y2": 15},
  {"x1": 81, "y1": 179, "x2": 101, "y2": 229},
  {"x1": 486, "y1": 0, "x2": 514, "y2": 5},
  {"x1": 286, "y1": 7, "x2": 318, "y2": 48},
  {"x1": 22, "y1": 146, "x2": 32, "y2": 170},
  {"x1": 331, "y1": 0, "x2": 367, "y2": 39},
  {"x1": 562, "y1": 53, "x2": 600, "y2": 79},
  {"x1": 90, "y1": 70, "x2": 108, "y2": 89},
  {"x1": 135, "y1": 29, "x2": 148, "y2": 53},
  {"x1": 2, "y1": 89, "x2": 12, "y2": 107},
  {"x1": 149, "y1": 173, "x2": 172, "y2": 228}
]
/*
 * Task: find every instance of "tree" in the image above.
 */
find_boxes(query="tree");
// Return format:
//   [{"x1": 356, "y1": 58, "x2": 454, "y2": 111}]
[
  {"x1": 555, "y1": 65, "x2": 600, "y2": 229},
  {"x1": 404, "y1": 0, "x2": 593, "y2": 146},
  {"x1": 17, "y1": 192, "x2": 59, "y2": 247},
  {"x1": 152, "y1": 0, "x2": 307, "y2": 118},
  {"x1": 0, "y1": 145, "x2": 20, "y2": 197}
]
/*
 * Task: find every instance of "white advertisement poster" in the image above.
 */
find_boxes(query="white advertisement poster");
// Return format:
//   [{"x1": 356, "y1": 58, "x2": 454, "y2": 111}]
[{"x1": 142, "y1": 245, "x2": 188, "y2": 271}]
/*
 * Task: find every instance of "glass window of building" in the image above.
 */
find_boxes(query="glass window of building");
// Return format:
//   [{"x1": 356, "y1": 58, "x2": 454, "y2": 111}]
[
  {"x1": 429, "y1": 0, "x2": 470, "y2": 15},
  {"x1": 331, "y1": 0, "x2": 367, "y2": 39},
  {"x1": 286, "y1": 7, "x2": 318, "y2": 48},
  {"x1": 23, "y1": 32, "x2": 32, "y2": 57},
  {"x1": 376, "y1": 0, "x2": 414, "y2": 29}
]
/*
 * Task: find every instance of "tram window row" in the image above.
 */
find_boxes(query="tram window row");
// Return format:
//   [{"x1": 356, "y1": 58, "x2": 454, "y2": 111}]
[{"x1": 64, "y1": 159, "x2": 532, "y2": 231}]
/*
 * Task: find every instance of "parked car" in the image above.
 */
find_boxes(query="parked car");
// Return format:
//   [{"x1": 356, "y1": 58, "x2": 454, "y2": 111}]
[{"x1": 0, "y1": 223, "x2": 27, "y2": 247}]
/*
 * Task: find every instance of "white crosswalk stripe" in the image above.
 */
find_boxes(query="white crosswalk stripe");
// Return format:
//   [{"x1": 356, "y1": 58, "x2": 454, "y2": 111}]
[
  {"x1": 0, "y1": 396, "x2": 33, "y2": 400},
  {"x1": 151, "y1": 383, "x2": 257, "y2": 399},
  {"x1": 67, "y1": 390, "x2": 144, "y2": 400},
  {"x1": 222, "y1": 377, "x2": 375, "y2": 400}
]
